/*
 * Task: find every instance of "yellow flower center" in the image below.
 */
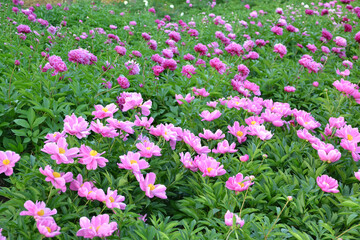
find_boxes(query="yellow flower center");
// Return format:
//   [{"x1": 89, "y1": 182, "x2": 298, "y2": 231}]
[
  {"x1": 90, "y1": 150, "x2": 98, "y2": 156},
  {"x1": 102, "y1": 108, "x2": 108, "y2": 112},
  {"x1": 235, "y1": 101, "x2": 239, "y2": 105},
  {"x1": 327, "y1": 160, "x2": 331, "y2": 164},
  {"x1": 146, "y1": 147, "x2": 151, "y2": 150},
  {"x1": 271, "y1": 107, "x2": 275, "y2": 110},
  {"x1": 348, "y1": 134, "x2": 353, "y2": 141},
  {"x1": 2, "y1": 159, "x2": 10, "y2": 165},
  {"x1": 130, "y1": 160, "x2": 137, "y2": 164},
  {"x1": 305, "y1": 122, "x2": 309, "y2": 125},
  {"x1": 53, "y1": 134, "x2": 57, "y2": 138},
  {"x1": 251, "y1": 121, "x2": 256, "y2": 125},
  {"x1": 238, "y1": 182, "x2": 245, "y2": 187},
  {"x1": 58, "y1": 148, "x2": 66, "y2": 154},
  {"x1": 165, "y1": 131, "x2": 168, "y2": 135},
  {"x1": 109, "y1": 196, "x2": 115, "y2": 202},
  {"x1": 88, "y1": 191, "x2": 93, "y2": 194},
  {"x1": 236, "y1": 131, "x2": 244, "y2": 137},
  {"x1": 148, "y1": 184, "x2": 155, "y2": 190},
  {"x1": 46, "y1": 227, "x2": 51, "y2": 233},
  {"x1": 52, "y1": 172, "x2": 61, "y2": 178},
  {"x1": 37, "y1": 209, "x2": 45, "y2": 216},
  {"x1": 96, "y1": 225, "x2": 101, "y2": 232},
  {"x1": 207, "y1": 167, "x2": 213, "y2": 173}
]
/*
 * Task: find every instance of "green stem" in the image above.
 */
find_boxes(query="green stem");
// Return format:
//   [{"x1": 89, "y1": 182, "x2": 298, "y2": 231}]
[{"x1": 264, "y1": 200, "x2": 290, "y2": 240}]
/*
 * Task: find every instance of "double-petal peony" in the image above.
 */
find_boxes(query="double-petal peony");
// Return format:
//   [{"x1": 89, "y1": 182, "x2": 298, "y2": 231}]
[
  {"x1": 317, "y1": 175, "x2": 339, "y2": 193},
  {"x1": 226, "y1": 173, "x2": 254, "y2": 192},
  {"x1": 199, "y1": 110, "x2": 221, "y2": 121},
  {"x1": 224, "y1": 210, "x2": 245, "y2": 227},
  {"x1": 63, "y1": 113, "x2": 90, "y2": 139}
]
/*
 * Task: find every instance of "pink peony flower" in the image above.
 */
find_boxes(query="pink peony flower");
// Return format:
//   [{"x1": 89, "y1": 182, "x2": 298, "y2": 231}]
[
  {"x1": 192, "y1": 87, "x2": 209, "y2": 97},
  {"x1": 196, "y1": 154, "x2": 226, "y2": 177},
  {"x1": 199, "y1": 129, "x2": 225, "y2": 140},
  {"x1": 118, "y1": 151, "x2": 149, "y2": 173},
  {"x1": 104, "y1": 187, "x2": 126, "y2": 210},
  {"x1": 212, "y1": 140, "x2": 237, "y2": 154},
  {"x1": 318, "y1": 149, "x2": 341, "y2": 163},
  {"x1": 317, "y1": 175, "x2": 339, "y2": 193},
  {"x1": 284, "y1": 86, "x2": 296, "y2": 92},
  {"x1": 138, "y1": 172, "x2": 167, "y2": 199},
  {"x1": 228, "y1": 121, "x2": 248, "y2": 144},
  {"x1": 179, "y1": 152, "x2": 198, "y2": 172},
  {"x1": 20, "y1": 200, "x2": 57, "y2": 220},
  {"x1": 273, "y1": 43, "x2": 287, "y2": 58},
  {"x1": 78, "y1": 145, "x2": 108, "y2": 170},
  {"x1": 90, "y1": 120, "x2": 119, "y2": 138},
  {"x1": 92, "y1": 103, "x2": 118, "y2": 119},
  {"x1": 224, "y1": 210, "x2": 245, "y2": 227},
  {"x1": 199, "y1": 110, "x2": 221, "y2": 121},
  {"x1": 37, "y1": 218, "x2": 61, "y2": 238},
  {"x1": 354, "y1": 169, "x2": 360, "y2": 181},
  {"x1": 181, "y1": 65, "x2": 196, "y2": 78},
  {"x1": 226, "y1": 173, "x2": 254, "y2": 192},
  {"x1": 240, "y1": 154, "x2": 249, "y2": 162},
  {"x1": 39, "y1": 165, "x2": 73, "y2": 192},
  {"x1": 63, "y1": 113, "x2": 90, "y2": 139},
  {"x1": 136, "y1": 141, "x2": 162, "y2": 158},
  {"x1": 0, "y1": 150, "x2": 20, "y2": 176},
  {"x1": 76, "y1": 214, "x2": 118, "y2": 239},
  {"x1": 41, "y1": 137, "x2": 79, "y2": 164}
]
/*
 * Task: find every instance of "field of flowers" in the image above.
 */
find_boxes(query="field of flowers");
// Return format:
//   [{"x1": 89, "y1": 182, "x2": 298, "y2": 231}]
[{"x1": 1, "y1": 0, "x2": 360, "y2": 239}]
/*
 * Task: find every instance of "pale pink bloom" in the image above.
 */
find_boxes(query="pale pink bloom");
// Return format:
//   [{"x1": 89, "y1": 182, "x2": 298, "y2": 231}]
[
  {"x1": 76, "y1": 214, "x2": 118, "y2": 239},
  {"x1": 182, "y1": 130, "x2": 211, "y2": 155},
  {"x1": 136, "y1": 141, "x2": 162, "y2": 158},
  {"x1": 245, "y1": 116, "x2": 264, "y2": 126},
  {"x1": 261, "y1": 109, "x2": 284, "y2": 127},
  {"x1": 0, "y1": 150, "x2": 20, "y2": 176},
  {"x1": 226, "y1": 173, "x2": 254, "y2": 192},
  {"x1": 149, "y1": 123, "x2": 178, "y2": 141},
  {"x1": 104, "y1": 187, "x2": 126, "y2": 210},
  {"x1": 333, "y1": 78, "x2": 357, "y2": 96},
  {"x1": 240, "y1": 154, "x2": 249, "y2": 162},
  {"x1": 271, "y1": 26, "x2": 283, "y2": 35},
  {"x1": 138, "y1": 172, "x2": 167, "y2": 199},
  {"x1": 63, "y1": 113, "x2": 90, "y2": 139},
  {"x1": 199, "y1": 129, "x2": 225, "y2": 140},
  {"x1": 78, "y1": 145, "x2": 108, "y2": 170},
  {"x1": 20, "y1": 200, "x2": 57, "y2": 220},
  {"x1": 212, "y1": 140, "x2": 237, "y2": 154},
  {"x1": 78, "y1": 182, "x2": 98, "y2": 200},
  {"x1": 41, "y1": 137, "x2": 79, "y2": 164},
  {"x1": 284, "y1": 86, "x2": 296, "y2": 92},
  {"x1": 224, "y1": 210, "x2": 245, "y2": 227},
  {"x1": 196, "y1": 154, "x2": 226, "y2": 177},
  {"x1": 273, "y1": 43, "x2": 287, "y2": 58},
  {"x1": 70, "y1": 174, "x2": 94, "y2": 191},
  {"x1": 340, "y1": 139, "x2": 357, "y2": 152},
  {"x1": 179, "y1": 152, "x2": 198, "y2": 172},
  {"x1": 37, "y1": 218, "x2": 61, "y2": 238},
  {"x1": 175, "y1": 94, "x2": 194, "y2": 105},
  {"x1": 44, "y1": 131, "x2": 66, "y2": 143},
  {"x1": 317, "y1": 175, "x2": 339, "y2": 193},
  {"x1": 206, "y1": 101, "x2": 218, "y2": 108},
  {"x1": 295, "y1": 111, "x2": 321, "y2": 130},
  {"x1": 134, "y1": 115, "x2": 154, "y2": 129},
  {"x1": 106, "y1": 118, "x2": 135, "y2": 134},
  {"x1": 118, "y1": 151, "x2": 149, "y2": 173},
  {"x1": 228, "y1": 121, "x2": 248, "y2": 144},
  {"x1": 90, "y1": 120, "x2": 119, "y2": 138},
  {"x1": 39, "y1": 165, "x2": 73, "y2": 192},
  {"x1": 336, "y1": 125, "x2": 360, "y2": 143},
  {"x1": 199, "y1": 110, "x2": 221, "y2": 121},
  {"x1": 192, "y1": 87, "x2": 210, "y2": 97},
  {"x1": 336, "y1": 69, "x2": 350, "y2": 77},
  {"x1": 297, "y1": 129, "x2": 319, "y2": 143},
  {"x1": 92, "y1": 104, "x2": 118, "y2": 119},
  {"x1": 334, "y1": 36, "x2": 347, "y2": 47},
  {"x1": 248, "y1": 125, "x2": 273, "y2": 140},
  {"x1": 329, "y1": 117, "x2": 346, "y2": 129},
  {"x1": 318, "y1": 149, "x2": 341, "y2": 163},
  {"x1": 354, "y1": 169, "x2": 360, "y2": 181}
]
